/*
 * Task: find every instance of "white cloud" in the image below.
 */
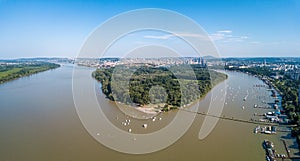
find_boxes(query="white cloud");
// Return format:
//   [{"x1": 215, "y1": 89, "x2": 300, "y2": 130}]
[
  {"x1": 143, "y1": 33, "x2": 207, "y2": 40},
  {"x1": 250, "y1": 41, "x2": 261, "y2": 44},
  {"x1": 174, "y1": 33, "x2": 205, "y2": 38},
  {"x1": 217, "y1": 30, "x2": 232, "y2": 34},
  {"x1": 209, "y1": 33, "x2": 226, "y2": 41},
  {"x1": 209, "y1": 30, "x2": 248, "y2": 42},
  {"x1": 143, "y1": 35, "x2": 173, "y2": 40},
  {"x1": 143, "y1": 30, "x2": 249, "y2": 43},
  {"x1": 240, "y1": 36, "x2": 248, "y2": 39}
]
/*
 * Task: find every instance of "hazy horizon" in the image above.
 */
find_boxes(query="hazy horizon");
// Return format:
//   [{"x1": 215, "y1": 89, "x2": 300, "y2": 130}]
[{"x1": 1, "y1": 55, "x2": 300, "y2": 60}]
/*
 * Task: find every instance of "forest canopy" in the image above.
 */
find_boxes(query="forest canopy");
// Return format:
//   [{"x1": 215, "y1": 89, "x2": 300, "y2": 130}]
[
  {"x1": 93, "y1": 64, "x2": 227, "y2": 111},
  {"x1": 0, "y1": 62, "x2": 60, "y2": 84}
]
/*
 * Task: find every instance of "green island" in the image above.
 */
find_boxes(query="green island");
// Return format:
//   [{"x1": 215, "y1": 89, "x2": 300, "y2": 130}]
[
  {"x1": 93, "y1": 64, "x2": 227, "y2": 112},
  {"x1": 0, "y1": 62, "x2": 60, "y2": 84}
]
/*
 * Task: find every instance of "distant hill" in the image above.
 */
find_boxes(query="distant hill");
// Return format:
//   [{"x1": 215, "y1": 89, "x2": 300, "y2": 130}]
[{"x1": 202, "y1": 55, "x2": 219, "y2": 60}]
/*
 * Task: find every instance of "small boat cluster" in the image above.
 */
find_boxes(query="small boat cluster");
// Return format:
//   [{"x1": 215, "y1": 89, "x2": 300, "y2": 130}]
[
  {"x1": 263, "y1": 140, "x2": 286, "y2": 161},
  {"x1": 257, "y1": 110, "x2": 289, "y2": 124},
  {"x1": 254, "y1": 125, "x2": 276, "y2": 134},
  {"x1": 120, "y1": 116, "x2": 163, "y2": 133}
]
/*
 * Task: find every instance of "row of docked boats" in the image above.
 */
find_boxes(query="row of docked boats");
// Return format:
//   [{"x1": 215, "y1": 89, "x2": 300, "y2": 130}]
[{"x1": 254, "y1": 126, "x2": 276, "y2": 134}]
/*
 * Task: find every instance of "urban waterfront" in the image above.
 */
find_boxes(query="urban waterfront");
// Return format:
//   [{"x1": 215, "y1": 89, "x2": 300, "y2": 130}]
[{"x1": 0, "y1": 64, "x2": 298, "y2": 161}]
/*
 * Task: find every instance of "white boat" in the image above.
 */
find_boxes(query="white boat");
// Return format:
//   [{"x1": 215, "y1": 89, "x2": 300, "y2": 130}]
[
  {"x1": 254, "y1": 126, "x2": 260, "y2": 133},
  {"x1": 264, "y1": 131, "x2": 272, "y2": 134},
  {"x1": 142, "y1": 124, "x2": 148, "y2": 128}
]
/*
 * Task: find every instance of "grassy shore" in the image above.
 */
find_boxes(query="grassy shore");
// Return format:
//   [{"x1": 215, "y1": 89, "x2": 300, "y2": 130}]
[{"x1": 0, "y1": 62, "x2": 60, "y2": 84}]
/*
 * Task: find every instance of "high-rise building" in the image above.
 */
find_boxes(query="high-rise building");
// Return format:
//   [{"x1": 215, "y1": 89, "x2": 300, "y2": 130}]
[{"x1": 197, "y1": 57, "x2": 201, "y2": 64}]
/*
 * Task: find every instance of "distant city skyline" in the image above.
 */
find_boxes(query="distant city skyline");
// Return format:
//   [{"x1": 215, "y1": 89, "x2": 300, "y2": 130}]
[{"x1": 0, "y1": 0, "x2": 299, "y2": 59}]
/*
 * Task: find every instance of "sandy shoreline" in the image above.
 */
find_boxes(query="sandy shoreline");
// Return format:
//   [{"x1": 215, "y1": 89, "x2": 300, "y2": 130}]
[{"x1": 135, "y1": 106, "x2": 159, "y2": 115}]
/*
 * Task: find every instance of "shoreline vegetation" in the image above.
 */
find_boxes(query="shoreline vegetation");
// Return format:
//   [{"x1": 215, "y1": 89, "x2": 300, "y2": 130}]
[
  {"x1": 93, "y1": 64, "x2": 228, "y2": 114},
  {"x1": 0, "y1": 62, "x2": 60, "y2": 84}
]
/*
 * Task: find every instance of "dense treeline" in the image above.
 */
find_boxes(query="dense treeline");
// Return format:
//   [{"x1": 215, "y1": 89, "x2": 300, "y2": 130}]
[
  {"x1": 0, "y1": 62, "x2": 60, "y2": 84},
  {"x1": 93, "y1": 64, "x2": 227, "y2": 111}
]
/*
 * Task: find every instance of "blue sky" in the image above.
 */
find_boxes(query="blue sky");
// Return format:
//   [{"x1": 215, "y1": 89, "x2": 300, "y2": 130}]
[{"x1": 0, "y1": 0, "x2": 299, "y2": 58}]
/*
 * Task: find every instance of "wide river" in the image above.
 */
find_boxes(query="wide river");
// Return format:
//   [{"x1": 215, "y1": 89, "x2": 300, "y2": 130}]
[{"x1": 0, "y1": 64, "x2": 295, "y2": 161}]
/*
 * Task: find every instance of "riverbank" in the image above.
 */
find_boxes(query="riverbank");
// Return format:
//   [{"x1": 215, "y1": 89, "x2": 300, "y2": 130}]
[
  {"x1": 0, "y1": 62, "x2": 60, "y2": 84},
  {"x1": 115, "y1": 102, "x2": 162, "y2": 115}
]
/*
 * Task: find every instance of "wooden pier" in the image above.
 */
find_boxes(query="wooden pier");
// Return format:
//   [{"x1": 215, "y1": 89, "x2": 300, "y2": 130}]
[
  {"x1": 180, "y1": 109, "x2": 296, "y2": 127},
  {"x1": 282, "y1": 139, "x2": 291, "y2": 159}
]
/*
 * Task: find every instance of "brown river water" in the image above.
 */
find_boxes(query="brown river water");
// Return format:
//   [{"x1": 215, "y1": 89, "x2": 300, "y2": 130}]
[{"x1": 0, "y1": 64, "x2": 297, "y2": 161}]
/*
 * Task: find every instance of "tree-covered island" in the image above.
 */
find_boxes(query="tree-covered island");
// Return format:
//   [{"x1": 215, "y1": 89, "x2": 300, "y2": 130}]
[
  {"x1": 0, "y1": 62, "x2": 60, "y2": 84},
  {"x1": 93, "y1": 64, "x2": 227, "y2": 112}
]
